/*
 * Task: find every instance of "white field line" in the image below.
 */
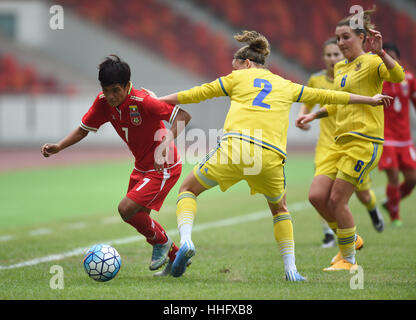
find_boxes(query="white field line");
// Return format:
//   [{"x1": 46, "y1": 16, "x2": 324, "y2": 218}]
[
  {"x1": 66, "y1": 222, "x2": 87, "y2": 230},
  {"x1": 28, "y1": 228, "x2": 53, "y2": 236},
  {"x1": 0, "y1": 201, "x2": 311, "y2": 271},
  {"x1": 0, "y1": 235, "x2": 14, "y2": 242}
]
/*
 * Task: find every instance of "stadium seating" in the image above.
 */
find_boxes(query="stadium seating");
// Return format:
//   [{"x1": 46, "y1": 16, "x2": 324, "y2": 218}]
[
  {"x1": 0, "y1": 53, "x2": 77, "y2": 94},
  {"x1": 196, "y1": 0, "x2": 416, "y2": 74},
  {"x1": 58, "y1": 0, "x2": 298, "y2": 82}
]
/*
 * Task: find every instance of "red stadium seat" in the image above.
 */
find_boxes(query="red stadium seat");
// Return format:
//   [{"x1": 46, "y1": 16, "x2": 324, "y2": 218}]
[{"x1": 0, "y1": 53, "x2": 76, "y2": 94}]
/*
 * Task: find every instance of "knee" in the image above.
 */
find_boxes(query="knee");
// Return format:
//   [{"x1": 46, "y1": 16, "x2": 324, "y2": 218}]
[
  {"x1": 118, "y1": 198, "x2": 140, "y2": 222},
  {"x1": 328, "y1": 192, "x2": 344, "y2": 213},
  {"x1": 117, "y1": 202, "x2": 130, "y2": 221},
  {"x1": 406, "y1": 174, "x2": 416, "y2": 186},
  {"x1": 308, "y1": 190, "x2": 326, "y2": 210}
]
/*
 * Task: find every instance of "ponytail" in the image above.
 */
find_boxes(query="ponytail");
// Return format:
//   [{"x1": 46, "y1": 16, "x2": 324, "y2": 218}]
[{"x1": 233, "y1": 30, "x2": 270, "y2": 65}]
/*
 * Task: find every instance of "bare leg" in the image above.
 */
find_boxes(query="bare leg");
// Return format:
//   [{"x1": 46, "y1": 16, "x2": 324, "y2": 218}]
[{"x1": 308, "y1": 175, "x2": 336, "y2": 223}]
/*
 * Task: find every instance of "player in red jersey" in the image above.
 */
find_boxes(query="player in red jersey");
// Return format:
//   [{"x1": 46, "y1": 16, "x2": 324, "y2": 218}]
[
  {"x1": 41, "y1": 55, "x2": 191, "y2": 275},
  {"x1": 379, "y1": 43, "x2": 416, "y2": 227}
]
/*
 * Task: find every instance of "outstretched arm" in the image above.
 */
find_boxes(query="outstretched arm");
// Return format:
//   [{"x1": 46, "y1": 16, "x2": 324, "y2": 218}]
[
  {"x1": 348, "y1": 93, "x2": 393, "y2": 106},
  {"x1": 297, "y1": 84, "x2": 393, "y2": 107},
  {"x1": 158, "y1": 75, "x2": 231, "y2": 106},
  {"x1": 158, "y1": 93, "x2": 180, "y2": 105},
  {"x1": 41, "y1": 127, "x2": 89, "y2": 157},
  {"x1": 295, "y1": 93, "x2": 393, "y2": 127}
]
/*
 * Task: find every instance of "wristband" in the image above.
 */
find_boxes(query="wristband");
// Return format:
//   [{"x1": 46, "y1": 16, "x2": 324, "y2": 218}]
[{"x1": 378, "y1": 50, "x2": 386, "y2": 58}]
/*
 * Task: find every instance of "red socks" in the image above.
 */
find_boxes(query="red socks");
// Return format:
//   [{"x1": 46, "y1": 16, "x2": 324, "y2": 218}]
[
  {"x1": 386, "y1": 184, "x2": 400, "y2": 221},
  {"x1": 126, "y1": 211, "x2": 178, "y2": 261},
  {"x1": 126, "y1": 211, "x2": 167, "y2": 245}
]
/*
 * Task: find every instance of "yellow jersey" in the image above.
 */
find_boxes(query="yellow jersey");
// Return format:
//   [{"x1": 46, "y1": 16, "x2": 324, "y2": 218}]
[
  {"x1": 178, "y1": 68, "x2": 350, "y2": 158},
  {"x1": 304, "y1": 70, "x2": 336, "y2": 151},
  {"x1": 327, "y1": 53, "x2": 405, "y2": 143}
]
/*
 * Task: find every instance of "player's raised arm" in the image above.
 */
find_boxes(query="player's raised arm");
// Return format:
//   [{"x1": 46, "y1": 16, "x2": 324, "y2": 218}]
[
  {"x1": 41, "y1": 126, "x2": 89, "y2": 157},
  {"x1": 367, "y1": 29, "x2": 405, "y2": 83}
]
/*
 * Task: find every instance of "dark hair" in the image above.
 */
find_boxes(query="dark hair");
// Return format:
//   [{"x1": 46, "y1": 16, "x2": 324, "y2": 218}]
[
  {"x1": 337, "y1": 7, "x2": 376, "y2": 45},
  {"x1": 233, "y1": 30, "x2": 270, "y2": 65},
  {"x1": 383, "y1": 43, "x2": 400, "y2": 58},
  {"x1": 98, "y1": 55, "x2": 131, "y2": 87}
]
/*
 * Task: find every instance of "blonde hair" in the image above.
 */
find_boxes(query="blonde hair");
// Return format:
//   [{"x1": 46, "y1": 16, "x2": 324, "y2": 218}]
[
  {"x1": 337, "y1": 6, "x2": 376, "y2": 44},
  {"x1": 233, "y1": 30, "x2": 270, "y2": 65}
]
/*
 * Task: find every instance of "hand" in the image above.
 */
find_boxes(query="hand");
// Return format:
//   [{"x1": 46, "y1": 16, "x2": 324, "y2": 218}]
[
  {"x1": 154, "y1": 142, "x2": 168, "y2": 173},
  {"x1": 153, "y1": 159, "x2": 165, "y2": 173},
  {"x1": 370, "y1": 94, "x2": 393, "y2": 107},
  {"x1": 141, "y1": 87, "x2": 158, "y2": 98},
  {"x1": 367, "y1": 29, "x2": 383, "y2": 56},
  {"x1": 41, "y1": 143, "x2": 61, "y2": 157},
  {"x1": 295, "y1": 114, "x2": 316, "y2": 128},
  {"x1": 295, "y1": 119, "x2": 311, "y2": 131}
]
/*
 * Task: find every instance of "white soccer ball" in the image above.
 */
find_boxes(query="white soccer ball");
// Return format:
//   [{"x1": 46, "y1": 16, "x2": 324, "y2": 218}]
[{"x1": 83, "y1": 244, "x2": 121, "y2": 282}]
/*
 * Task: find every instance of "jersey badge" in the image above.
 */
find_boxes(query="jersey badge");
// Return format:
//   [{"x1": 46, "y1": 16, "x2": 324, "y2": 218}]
[
  {"x1": 129, "y1": 105, "x2": 142, "y2": 126},
  {"x1": 355, "y1": 62, "x2": 362, "y2": 71}
]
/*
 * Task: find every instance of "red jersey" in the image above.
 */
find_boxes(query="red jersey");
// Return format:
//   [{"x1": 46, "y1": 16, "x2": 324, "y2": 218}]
[
  {"x1": 382, "y1": 71, "x2": 416, "y2": 146},
  {"x1": 80, "y1": 83, "x2": 181, "y2": 171}
]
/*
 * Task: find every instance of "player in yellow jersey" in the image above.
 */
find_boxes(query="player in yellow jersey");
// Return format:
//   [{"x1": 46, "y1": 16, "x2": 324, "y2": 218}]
[
  {"x1": 297, "y1": 38, "x2": 384, "y2": 250},
  {"x1": 155, "y1": 30, "x2": 392, "y2": 281},
  {"x1": 296, "y1": 9, "x2": 404, "y2": 271}
]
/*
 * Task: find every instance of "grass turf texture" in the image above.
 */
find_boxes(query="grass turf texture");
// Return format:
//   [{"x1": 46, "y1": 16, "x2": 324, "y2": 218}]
[{"x1": 0, "y1": 155, "x2": 415, "y2": 299}]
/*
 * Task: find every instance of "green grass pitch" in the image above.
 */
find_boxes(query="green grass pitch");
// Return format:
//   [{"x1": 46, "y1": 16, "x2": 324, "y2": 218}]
[{"x1": 0, "y1": 154, "x2": 415, "y2": 300}]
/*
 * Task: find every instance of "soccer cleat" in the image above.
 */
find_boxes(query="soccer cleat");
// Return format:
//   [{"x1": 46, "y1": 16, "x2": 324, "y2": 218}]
[
  {"x1": 149, "y1": 235, "x2": 173, "y2": 271},
  {"x1": 330, "y1": 235, "x2": 364, "y2": 265},
  {"x1": 391, "y1": 219, "x2": 403, "y2": 228},
  {"x1": 324, "y1": 259, "x2": 358, "y2": 271},
  {"x1": 381, "y1": 199, "x2": 388, "y2": 213},
  {"x1": 381, "y1": 199, "x2": 396, "y2": 222},
  {"x1": 153, "y1": 259, "x2": 192, "y2": 277},
  {"x1": 171, "y1": 240, "x2": 195, "y2": 277},
  {"x1": 285, "y1": 270, "x2": 306, "y2": 282},
  {"x1": 368, "y1": 207, "x2": 384, "y2": 232},
  {"x1": 321, "y1": 233, "x2": 336, "y2": 248}
]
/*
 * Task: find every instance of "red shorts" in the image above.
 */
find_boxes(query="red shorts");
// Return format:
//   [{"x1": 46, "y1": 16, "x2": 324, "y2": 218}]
[
  {"x1": 126, "y1": 161, "x2": 182, "y2": 211},
  {"x1": 378, "y1": 144, "x2": 416, "y2": 171}
]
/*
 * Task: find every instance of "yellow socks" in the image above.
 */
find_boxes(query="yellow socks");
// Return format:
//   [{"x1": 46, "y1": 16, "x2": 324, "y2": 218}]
[
  {"x1": 176, "y1": 191, "x2": 197, "y2": 245},
  {"x1": 328, "y1": 221, "x2": 338, "y2": 235},
  {"x1": 273, "y1": 212, "x2": 296, "y2": 272},
  {"x1": 337, "y1": 226, "x2": 356, "y2": 264}
]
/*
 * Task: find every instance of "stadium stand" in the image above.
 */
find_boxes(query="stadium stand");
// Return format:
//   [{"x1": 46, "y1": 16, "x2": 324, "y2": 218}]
[
  {"x1": 58, "y1": 0, "x2": 237, "y2": 79},
  {"x1": 56, "y1": 0, "x2": 297, "y2": 82},
  {"x1": 195, "y1": 0, "x2": 416, "y2": 74},
  {"x1": 0, "y1": 52, "x2": 76, "y2": 94}
]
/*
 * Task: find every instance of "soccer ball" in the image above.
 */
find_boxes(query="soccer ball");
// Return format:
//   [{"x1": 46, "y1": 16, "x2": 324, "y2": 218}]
[{"x1": 83, "y1": 243, "x2": 121, "y2": 282}]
